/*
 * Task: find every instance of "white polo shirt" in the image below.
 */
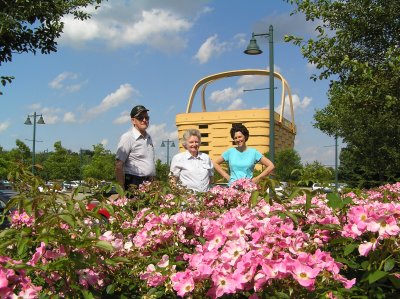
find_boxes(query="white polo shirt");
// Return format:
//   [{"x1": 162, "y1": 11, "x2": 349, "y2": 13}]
[
  {"x1": 170, "y1": 151, "x2": 214, "y2": 192},
  {"x1": 116, "y1": 126, "x2": 155, "y2": 177}
]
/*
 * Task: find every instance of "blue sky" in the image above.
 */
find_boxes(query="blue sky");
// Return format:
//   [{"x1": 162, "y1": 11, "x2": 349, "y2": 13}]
[{"x1": 0, "y1": 0, "x2": 341, "y2": 166}]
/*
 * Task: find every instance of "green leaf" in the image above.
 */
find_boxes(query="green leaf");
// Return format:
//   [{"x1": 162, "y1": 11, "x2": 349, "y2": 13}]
[
  {"x1": 94, "y1": 240, "x2": 114, "y2": 251},
  {"x1": 111, "y1": 256, "x2": 131, "y2": 263},
  {"x1": 59, "y1": 214, "x2": 76, "y2": 227},
  {"x1": 250, "y1": 190, "x2": 259, "y2": 207},
  {"x1": 326, "y1": 192, "x2": 343, "y2": 209},
  {"x1": 384, "y1": 258, "x2": 395, "y2": 272},
  {"x1": 335, "y1": 257, "x2": 360, "y2": 269},
  {"x1": 388, "y1": 274, "x2": 400, "y2": 289},
  {"x1": 17, "y1": 236, "x2": 29, "y2": 256},
  {"x1": 368, "y1": 270, "x2": 388, "y2": 284},
  {"x1": 81, "y1": 290, "x2": 94, "y2": 299},
  {"x1": 344, "y1": 243, "x2": 358, "y2": 256},
  {"x1": 305, "y1": 192, "x2": 312, "y2": 214},
  {"x1": 106, "y1": 284, "x2": 115, "y2": 294}
]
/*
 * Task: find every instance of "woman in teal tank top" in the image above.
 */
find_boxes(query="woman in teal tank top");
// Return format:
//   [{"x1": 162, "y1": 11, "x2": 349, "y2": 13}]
[{"x1": 213, "y1": 124, "x2": 275, "y2": 185}]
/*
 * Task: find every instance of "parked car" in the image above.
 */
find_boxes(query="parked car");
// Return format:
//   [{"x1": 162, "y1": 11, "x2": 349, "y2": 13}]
[
  {"x1": 63, "y1": 181, "x2": 73, "y2": 190},
  {"x1": 0, "y1": 189, "x2": 17, "y2": 229},
  {"x1": 267, "y1": 181, "x2": 288, "y2": 197},
  {"x1": 70, "y1": 181, "x2": 80, "y2": 188},
  {"x1": 0, "y1": 180, "x2": 12, "y2": 190},
  {"x1": 312, "y1": 183, "x2": 333, "y2": 193},
  {"x1": 328, "y1": 182, "x2": 348, "y2": 193}
]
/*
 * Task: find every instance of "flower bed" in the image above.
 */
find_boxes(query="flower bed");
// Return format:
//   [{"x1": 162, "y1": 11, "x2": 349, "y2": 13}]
[{"x1": 1, "y1": 174, "x2": 400, "y2": 298}]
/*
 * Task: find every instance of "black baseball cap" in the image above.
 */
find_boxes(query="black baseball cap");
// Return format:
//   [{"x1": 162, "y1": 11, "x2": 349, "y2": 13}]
[{"x1": 130, "y1": 105, "x2": 149, "y2": 118}]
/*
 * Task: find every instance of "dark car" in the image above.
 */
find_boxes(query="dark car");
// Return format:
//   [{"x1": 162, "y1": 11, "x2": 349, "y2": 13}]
[
  {"x1": 0, "y1": 180, "x2": 12, "y2": 190},
  {"x1": 0, "y1": 190, "x2": 16, "y2": 229}
]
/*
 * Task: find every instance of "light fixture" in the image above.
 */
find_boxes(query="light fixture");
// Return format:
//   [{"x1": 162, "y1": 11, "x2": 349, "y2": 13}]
[
  {"x1": 24, "y1": 112, "x2": 46, "y2": 174},
  {"x1": 244, "y1": 25, "x2": 275, "y2": 163},
  {"x1": 161, "y1": 139, "x2": 175, "y2": 165}
]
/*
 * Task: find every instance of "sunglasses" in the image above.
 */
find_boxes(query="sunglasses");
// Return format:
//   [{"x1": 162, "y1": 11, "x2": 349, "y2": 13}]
[{"x1": 135, "y1": 115, "x2": 150, "y2": 121}]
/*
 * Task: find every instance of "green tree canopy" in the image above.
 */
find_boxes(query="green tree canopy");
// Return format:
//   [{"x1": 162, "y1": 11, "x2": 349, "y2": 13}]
[
  {"x1": 286, "y1": 0, "x2": 400, "y2": 185},
  {"x1": 274, "y1": 148, "x2": 303, "y2": 182},
  {"x1": 293, "y1": 161, "x2": 333, "y2": 186},
  {"x1": 0, "y1": 0, "x2": 105, "y2": 93},
  {"x1": 43, "y1": 141, "x2": 80, "y2": 181},
  {"x1": 82, "y1": 144, "x2": 114, "y2": 181}
]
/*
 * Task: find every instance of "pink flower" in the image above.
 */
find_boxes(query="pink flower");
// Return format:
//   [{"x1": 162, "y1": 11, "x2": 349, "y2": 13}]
[
  {"x1": 171, "y1": 270, "x2": 195, "y2": 297},
  {"x1": 206, "y1": 232, "x2": 226, "y2": 251},
  {"x1": 358, "y1": 238, "x2": 379, "y2": 256},
  {"x1": 0, "y1": 269, "x2": 8, "y2": 288},
  {"x1": 99, "y1": 231, "x2": 114, "y2": 242},
  {"x1": 27, "y1": 242, "x2": 46, "y2": 266},
  {"x1": 220, "y1": 238, "x2": 248, "y2": 266},
  {"x1": 369, "y1": 217, "x2": 400, "y2": 238},
  {"x1": 290, "y1": 260, "x2": 320, "y2": 288},
  {"x1": 157, "y1": 255, "x2": 169, "y2": 268},
  {"x1": 208, "y1": 271, "x2": 238, "y2": 298},
  {"x1": 333, "y1": 273, "x2": 356, "y2": 289},
  {"x1": 17, "y1": 285, "x2": 42, "y2": 299}
]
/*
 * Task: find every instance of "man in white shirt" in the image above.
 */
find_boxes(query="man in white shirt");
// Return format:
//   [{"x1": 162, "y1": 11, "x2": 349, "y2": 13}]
[{"x1": 115, "y1": 105, "x2": 155, "y2": 190}]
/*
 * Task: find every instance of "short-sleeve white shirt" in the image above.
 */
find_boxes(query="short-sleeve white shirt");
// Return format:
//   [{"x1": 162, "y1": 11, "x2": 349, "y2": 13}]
[
  {"x1": 170, "y1": 151, "x2": 214, "y2": 192},
  {"x1": 115, "y1": 126, "x2": 155, "y2": 177}
]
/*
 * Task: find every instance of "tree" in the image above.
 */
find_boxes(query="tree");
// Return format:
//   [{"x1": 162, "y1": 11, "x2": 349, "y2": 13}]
[
  {"x1": 82, "y1": 144, "x2": 114, "y2": 181},
  {"x1": 155, "y1": 159, "x2": 170, "y2": 183},
  {"x1": 0, "y1": 0, "x2": 105, "y2": 94},
  {"x1": 274, "y1": 148, "x2": 303, "y2": 182},
  {"x1": 0, "y1": 140, "x2": 31, "y2": 179},
  {"x1": 293, "y1": 161, "x2": 333, "y2": 186},
  {"x1": 43, "y1": 141, "x2": 80, "y2": 181},
  {"x1": 286, "y1": 0, "x2": 400, "y2": 186}
]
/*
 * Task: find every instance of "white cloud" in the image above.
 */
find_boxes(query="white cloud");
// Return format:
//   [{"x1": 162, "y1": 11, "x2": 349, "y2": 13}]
[
  {"x1": 49, "y1": 72, "x2": 77, "y2": 89},
  {"x1": 147, "y1": 123, "x2": 179, "y2": 163},
  {"x1": 276, "y1": 94, "x2": 312, "y2": 119},
  {"x1": 300, "y1": 145, "x2": 335, "y2": 166},
  {"x1": 226, "y1": 99, "x2": 244, "y2": 110},
  {"x1": 306, "y1": 62, "x2": 317, "y2": 74},
  {"x1": 63, "y1": 112, "x2": 77, "y2": 123},
  {"x1": 237, "y1": 75, "x2": 267, "y2": 90},
  {"x1": 233, "y1": 33, "x2": 247, "y2": 48},
  {"x1": 85, "y1": 84, "x2": 139, "y2": 120},
  {"x1": 0, "y1": 121, "x2": 10, "y2": 133},
  {"x1": 194, "y1": 34, "x2": 228, "y2": 64},
  {"x1": 113, "y1": 111, "x2": 131, "y2": 124},
  {"x1": 61, "y1": 8, "x2": 192, "y2": 53},
  {"x1": 49, "y1": 72, "x2": 85, "y2": 93},
  {"x1": 27, "y1": 103, "x2": 41, "y2": 111},
  {"x1": 209, "y1": 87, "x2": 243, "y2": 103},
  {"x1": 101, "y1": 139, "x2": 109, "y2": 147},
  {"x1": 41, "y1": 107, "x2": 62, "y2": 124}
]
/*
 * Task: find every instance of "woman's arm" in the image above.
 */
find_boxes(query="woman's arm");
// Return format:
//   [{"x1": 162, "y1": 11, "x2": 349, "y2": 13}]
[
  {"x1": 213, "y1": 156, "x2": 230, "y2": 182},
  {"x1": 252, "y1": 156, "x2": 275, "y2": 184}
]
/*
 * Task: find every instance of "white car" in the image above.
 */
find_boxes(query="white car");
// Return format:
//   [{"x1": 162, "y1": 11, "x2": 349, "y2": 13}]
[
  {"x1": 268, "y1": 182, "x2": 288, "y2": 197},
  {"x1": 330, "y1": 183, "x2": 348, "y2": 193},
  {"x1": 312, "y1": 183, "x2": 332, "y2": 193}
]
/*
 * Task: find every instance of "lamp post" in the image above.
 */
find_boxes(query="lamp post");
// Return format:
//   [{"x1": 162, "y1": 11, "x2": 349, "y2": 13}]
[
  {"x1": 244, "y1": 25, "x2": 275, "y2": 163},
  {"x1": 161, "y1": 139, "x2": 175, "y2": 165},
  {"x1": 334, "y1": 135, "x2": 338, "y2": 191},
  {"x1": 24, "y1": 112, "x2": 45, "y2": 175}
]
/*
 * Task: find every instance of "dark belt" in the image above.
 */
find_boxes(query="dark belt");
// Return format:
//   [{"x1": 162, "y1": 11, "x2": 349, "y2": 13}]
[{"x1": 124, "y1": 174, "x2": 152, "y2": 189}]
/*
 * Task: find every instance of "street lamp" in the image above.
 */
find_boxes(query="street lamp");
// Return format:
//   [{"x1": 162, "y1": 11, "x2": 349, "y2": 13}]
[
  {"x1": 161, "y1": 139, "x2": 175, "y2": 165},
  {"x1": 24, "y1": 112, "x2": 45, "y2": 175},
  {"x1": 244, "y1": 25, "x2": 275, "y2": 163}
]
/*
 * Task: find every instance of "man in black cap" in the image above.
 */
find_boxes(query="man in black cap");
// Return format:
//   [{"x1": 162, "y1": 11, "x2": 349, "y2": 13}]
[{"x1": 115, "y1": 105, "x2": 155, "y2": 191}]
